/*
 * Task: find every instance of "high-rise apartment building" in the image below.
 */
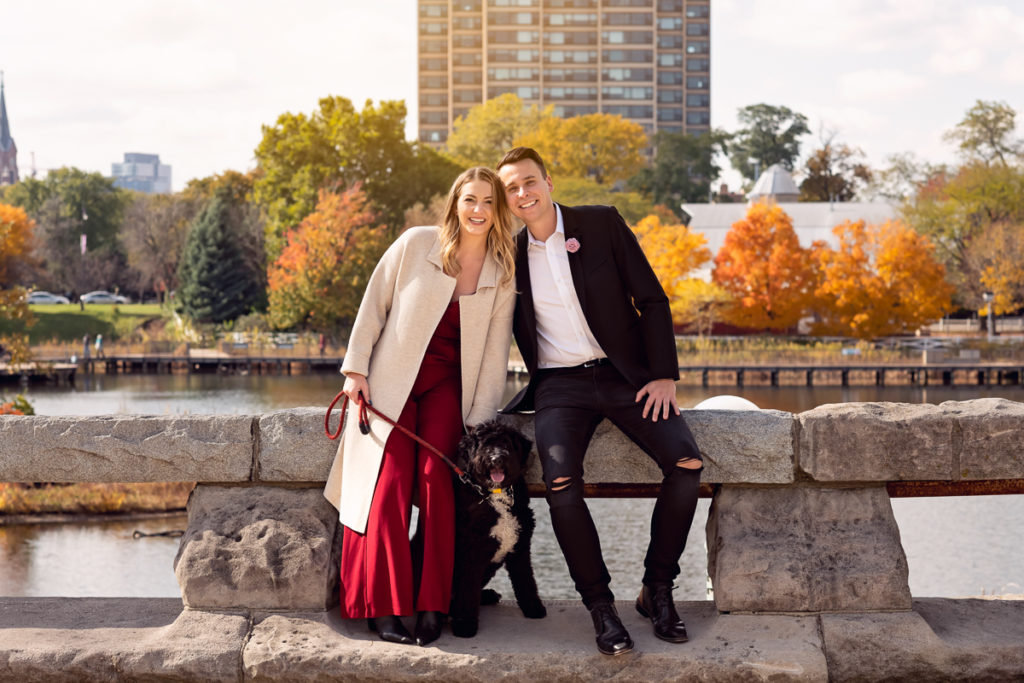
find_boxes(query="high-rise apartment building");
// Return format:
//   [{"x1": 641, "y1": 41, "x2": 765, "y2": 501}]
[
  {"x1": 111, "y1": 153, "x2": 172, "y2": 194},
  {"x1": 417, "y1": 0, "x2": 710, "y2": 146}
]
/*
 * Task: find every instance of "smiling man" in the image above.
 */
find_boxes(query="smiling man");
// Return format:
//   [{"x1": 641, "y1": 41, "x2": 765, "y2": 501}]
[{"x1": 497, "y1": 147, "x2": 703, "y2": 656}]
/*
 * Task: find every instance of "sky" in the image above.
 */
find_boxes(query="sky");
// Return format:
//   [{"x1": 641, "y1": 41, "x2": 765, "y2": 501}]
[{"x1": 1, "y1": 0, "x2": 1022, "y2": 192}]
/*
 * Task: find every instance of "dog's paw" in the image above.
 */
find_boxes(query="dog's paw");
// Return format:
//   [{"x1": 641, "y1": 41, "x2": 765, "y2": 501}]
[
  {"x1": 519, "y1": 601, "x2": 547, "y2": 619},
  {"x1": 480, "y1": 588, "x2": 501, "y2": 606},
  {"x1": 450, "y1": 617, "x2": 479, "y2": 638}
]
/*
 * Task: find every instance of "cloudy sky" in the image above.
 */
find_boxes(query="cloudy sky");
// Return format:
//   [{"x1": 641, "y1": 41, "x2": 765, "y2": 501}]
[{"x1": 1, "y1": 0, "x2": 1022, "y2": 191}]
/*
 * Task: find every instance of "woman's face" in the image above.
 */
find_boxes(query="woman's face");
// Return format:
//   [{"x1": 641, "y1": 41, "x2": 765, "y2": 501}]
[{"x1": 456, "y1": 178, "x2": 495, "y2": 239}]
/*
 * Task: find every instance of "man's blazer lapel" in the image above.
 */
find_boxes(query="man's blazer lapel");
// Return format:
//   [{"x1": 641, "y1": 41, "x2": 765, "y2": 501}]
[
  {"x1": 514, "y1": 227, "x2": 539, "y2": 367},
  {"x1": 559, "y1": 204, "x2": 588, "y2": 311}
]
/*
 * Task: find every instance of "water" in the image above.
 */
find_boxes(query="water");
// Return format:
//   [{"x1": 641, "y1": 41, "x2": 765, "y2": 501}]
[{"x1": 2, "y1": 374, "x2": 1023, "y2": 600}]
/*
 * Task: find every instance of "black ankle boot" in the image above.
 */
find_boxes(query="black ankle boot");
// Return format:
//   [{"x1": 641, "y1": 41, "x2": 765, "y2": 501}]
[
  {"x1": 367, "y1": 615, "x2": 414, "y2": 645},
  {"x1": 588, "y1": 601, "x2": 633, "y2": 656},
  {"x1": 414, "y1": 610, "x2": 445, "y2": 646},
  {"x1": 635, "y1": 583, "x2": 688, "y2": 643}
]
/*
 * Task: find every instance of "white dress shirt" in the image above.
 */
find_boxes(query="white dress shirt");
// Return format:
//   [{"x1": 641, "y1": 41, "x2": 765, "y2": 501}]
[{"x1": 526, "y1": 205, "x2": 607, "y2": 368}]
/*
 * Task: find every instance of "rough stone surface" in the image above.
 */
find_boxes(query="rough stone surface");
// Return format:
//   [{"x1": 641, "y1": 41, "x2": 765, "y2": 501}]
[
  {"x1": 502, "y1": 409, "x2": 795, "y2": 486},
  {"x1": 940, "y1": 398, "x2": 1024, "y2": 480},
  {"x1": 0, "y1": 598, "x2": 247, "y2": 682},
  {"x1": 707, "y1": 485, "x2": 911, "y2": 613},
  {"x1": 798, "y1": 402, "x2": 955, "y2": 482},
  {"x1": 258, "y1": 408, "x2": 337, "y2": 482},
  {"x1": 174, "y1": 485, "x2": 341, "y2": 611},
  {"x1": 242, "y1": 601, "x2": 827, "y2": 682},
  {"x1": 822, "y1": 599, "x2": 1024, "y2": 681},
  {"x1": 0, "y1": 414, "x2": 254, "y2": 483}
]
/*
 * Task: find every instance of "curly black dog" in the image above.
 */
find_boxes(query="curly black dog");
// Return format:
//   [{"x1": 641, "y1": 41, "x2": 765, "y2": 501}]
[{"x1": 449, "y1": 419, "x2": 546, "y2": 637}]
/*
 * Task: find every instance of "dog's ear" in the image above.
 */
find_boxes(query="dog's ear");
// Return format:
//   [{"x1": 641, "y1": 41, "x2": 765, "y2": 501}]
[
  {"x1": 514, "y1": 430, "x2": 533, "y2": 466},
  {"x1": 457, "y1": 427, "x2": 478, "y2": 468}
]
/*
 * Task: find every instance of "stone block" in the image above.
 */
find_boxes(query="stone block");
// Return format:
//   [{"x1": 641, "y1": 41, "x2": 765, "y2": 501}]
[
  {"x1": 798, "y1": 402, "x2": 954, "y2": 482},
  {"x1": 707, "y1": 485, "x2": 911, "y2": 613},
  {"x1": 0, "y1": 597, "x2": 246, "y2": 683},
  {"x1": 501, "y1": 410, "x2": 795, "y2": 486},
  {"x1": 258, "y1": 408, "x2": 337, "y2": 482},
  {"x1": 242, "y1": 602, "x2": 828, "y2": 682},
  {"x1": 0, "y1": 414, "x2": 254, "y2": 483},
  {"x1": 940, "y1": 398, "x2": 1024, "y2": 480},
  {"x1": 174, "y1": 485, "x2": 341, "y2": 611},
  {"x1": 822, "y1": 599, "x2": 1024, "y2": 681}
]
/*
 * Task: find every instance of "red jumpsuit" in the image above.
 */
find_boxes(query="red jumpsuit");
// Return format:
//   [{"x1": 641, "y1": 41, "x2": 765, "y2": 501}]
[{"x1": 339, "y1": 300, "x2": 461, "y2": 617}]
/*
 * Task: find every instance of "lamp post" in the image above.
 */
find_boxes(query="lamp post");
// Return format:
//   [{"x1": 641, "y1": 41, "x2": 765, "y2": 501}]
[{"x1": 982, "y1": 291, "x2": 994, "y2": 342}]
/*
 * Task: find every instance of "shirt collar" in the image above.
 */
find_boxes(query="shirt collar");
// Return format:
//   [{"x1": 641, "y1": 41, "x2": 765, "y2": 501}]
[{"x1": 526, "y1": 204, "x2": 564, "y2": 248}]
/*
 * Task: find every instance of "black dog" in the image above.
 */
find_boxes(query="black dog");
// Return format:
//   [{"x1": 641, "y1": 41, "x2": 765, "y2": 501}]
[{"x1": 449, "y1": 419, "x2": 546, "y2": 637}]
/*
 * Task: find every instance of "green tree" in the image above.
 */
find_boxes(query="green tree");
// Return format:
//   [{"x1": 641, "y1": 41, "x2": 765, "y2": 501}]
[
  {"x1": 798, "y1": 135, "x2": 872, "y2": 202},
  {"x1": 120, "y1": 193, "x2": 200, "y2": 303},
  {"x1": 445, "y1": 93, "x2": 552, "y2": 167},
  {"x1": 176, "y1": 193, "x2": 265, "y2": 323},
  {"x1": 630, "y1": 130, "x2": 729, "y2": 215},
  {"x1": 943, "y1": 100, "x2": 1022, "y2": 168},
  {"x1": 551, "y1": 175, "x2": 653, "y2": 224},
  {"x1": 729, "y1": 104, "x2": 810, "y2": 183},
  {"x1": 253, "y1": 97, "x2": 460, "y2": 256}
]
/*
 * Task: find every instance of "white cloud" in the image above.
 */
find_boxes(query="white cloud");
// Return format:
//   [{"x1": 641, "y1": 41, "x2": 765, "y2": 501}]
[{"x1": 839, "y1": 69, "x2": 928, "y2": 102}]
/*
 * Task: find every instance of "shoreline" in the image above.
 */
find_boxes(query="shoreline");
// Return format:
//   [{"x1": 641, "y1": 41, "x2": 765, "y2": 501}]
[{"x1": 0, "y1": 508, "x2": 187, "y2": 526}]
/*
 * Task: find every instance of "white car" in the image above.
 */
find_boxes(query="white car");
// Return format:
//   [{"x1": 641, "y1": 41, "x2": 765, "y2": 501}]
[
  {"x1": 27, "y1": 291, "x2": 71, "y2": 304},
  {"x1": 80, "y1": 290, "x2": 129, "y2": 304}
]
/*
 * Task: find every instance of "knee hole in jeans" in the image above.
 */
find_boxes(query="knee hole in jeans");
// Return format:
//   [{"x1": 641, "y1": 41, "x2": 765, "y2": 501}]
[
  {"x1": 550, "y1": 476, "x2": 572, "y2": 492},
  {"x1": 676, "y1": 457, "x2": 702, "y2": 469}
]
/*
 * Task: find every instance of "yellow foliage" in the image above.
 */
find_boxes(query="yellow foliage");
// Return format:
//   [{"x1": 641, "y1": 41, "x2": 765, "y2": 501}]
[
  {"x1": 518, "y1": 113, "x2": 647, "y2": 185},
  {"x1": 631, "y1": 214, "x2": 714, "y2": 328}
]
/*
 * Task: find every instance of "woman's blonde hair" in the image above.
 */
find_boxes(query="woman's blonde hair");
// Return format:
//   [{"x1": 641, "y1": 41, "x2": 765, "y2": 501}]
[{"x1": 439, "y1": 166, "x2": 516, "y2": 287}]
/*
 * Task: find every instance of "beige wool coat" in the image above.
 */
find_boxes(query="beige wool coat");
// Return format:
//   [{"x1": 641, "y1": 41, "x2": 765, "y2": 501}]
[{"x1": 323, "y1": 225, "x2": 516, "y2": 534}]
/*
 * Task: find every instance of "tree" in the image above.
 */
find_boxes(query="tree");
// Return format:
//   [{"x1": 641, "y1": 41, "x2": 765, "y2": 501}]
[
  {"x1": 671, "y1": 279, "x2": 733, "y2": 337},
  {"x1": 798, "y1": 132, "x2": 872, "y2": 202},
  {"x1": 966, "y1": 220, "x2": 1024, "y2": 315},
  {"x1": 551, "y1": 175, "x2": 652, "y2": 224},
  {"x1": 445, "y1": 94, "x2": 552, "y2": 167},
  {"x1": 267, "y1": 185, "x2": 390, "y2": 331},
  {"x1": 729, "y1": 104, "x2": 810, "y2": 183},
  {"x1": 712, "y1": 202, "x2": 816, "y2": 331},
  {"x1": 253, "y1": 97, "x2": 460, "y2": 256},
  {"x1": 520, "y1": 113, "x2": 647, "y2": 184},
  {"x1": 0, "y1": 203, "x2": 35, "y2": 364},
  {"x1": 812, "y1": 220, "x2": 953, "y2": 338},
  {"x1": 865, "y1": 152, "x2": 948, "y2": 202},
  {"x1": 176, "y1": 193, "x2": 265, "y2": 324},
  {"x1": 120, "y1": 193, "x2": 199, "y2": 303},
  {"x1": 630, "y1": 130, "x2": 729, "y2": 214},
  {"x1": 943, "y1": 100, "x2": 1022, "y2": 168}
]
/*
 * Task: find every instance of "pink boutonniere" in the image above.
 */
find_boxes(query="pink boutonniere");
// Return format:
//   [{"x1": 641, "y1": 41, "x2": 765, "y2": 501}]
[{"x1": 565, "y1": 237, "x2": 581, "y2": 253}]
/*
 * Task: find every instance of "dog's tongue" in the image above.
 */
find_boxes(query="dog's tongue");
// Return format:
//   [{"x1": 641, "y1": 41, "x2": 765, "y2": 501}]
[{"x1": 490, "y1": 470, "x2": 505, "y2": 484}]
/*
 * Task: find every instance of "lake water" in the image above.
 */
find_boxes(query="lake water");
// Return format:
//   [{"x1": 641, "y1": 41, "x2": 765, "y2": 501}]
[{"x1": 1, "y1": 374, "x2": 1022, "y2": 600}]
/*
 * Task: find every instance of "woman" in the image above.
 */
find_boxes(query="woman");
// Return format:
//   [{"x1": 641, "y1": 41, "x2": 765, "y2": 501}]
[{"x1": 323, "y1": 167, "x2": 517, "y2": 647}]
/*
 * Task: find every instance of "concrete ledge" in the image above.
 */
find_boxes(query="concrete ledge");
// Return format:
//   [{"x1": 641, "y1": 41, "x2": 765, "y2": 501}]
[{"x1": 1, "y1": 598, "x2": 1021, "y2": 682}]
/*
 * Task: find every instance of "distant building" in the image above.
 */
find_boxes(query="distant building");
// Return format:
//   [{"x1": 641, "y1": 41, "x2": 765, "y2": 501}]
[
  {"x1": 111, "y1": 152, "x2": 171, "y2": 193},
  {"x1": 0, "y1": 73, "x2": 18, "y2": 186},
  {"x1": 417, "y1": 0, "x2": 711, "y2": 146},
  {"x1": 681, "y1": 165, "x2": 898, "y2": 276}
]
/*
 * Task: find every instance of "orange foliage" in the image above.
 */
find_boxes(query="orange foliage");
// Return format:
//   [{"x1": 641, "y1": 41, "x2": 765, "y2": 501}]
[
  {"x1": 632, "y1": 214, "x2": 713, "y2": 327},
  {"x1": 712, "y1": 202, "x2": 815, "y2": 331},
  {"x1": 267, "y1": 185, "x2": 390, "y2": 330},
  {"x1": 811, "y1": 219, "x2": 954, "y2": 338},
  {"x1": 0, "y1": 203, "x2": 35, "y2": 286}
]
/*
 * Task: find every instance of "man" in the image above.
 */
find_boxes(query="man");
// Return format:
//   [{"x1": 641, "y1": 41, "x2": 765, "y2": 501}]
[{"x1": 497, "y1": 147, "x2": 703, "y2": 656}]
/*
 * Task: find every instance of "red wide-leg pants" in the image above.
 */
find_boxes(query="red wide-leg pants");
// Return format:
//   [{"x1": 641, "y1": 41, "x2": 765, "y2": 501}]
[{"x1": 339, "y1": 307, "x2": 461, "y2": 618}]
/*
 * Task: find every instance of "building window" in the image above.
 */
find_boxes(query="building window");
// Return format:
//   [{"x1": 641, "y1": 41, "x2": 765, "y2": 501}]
[
  {"x1": 421, "y1": 129, "x2": 448, "y2": 143},
  {"x1": 686, "y1": 41, "x2": 709, "y2": 54},
  {"x1": 657, "y1": 108, "x2": 683, "y2": 122},
  {"x1": 453, "y1": 34, "x2": 483, "y2": 48},
  {"x1": 544, "y1": 0, "x2": 592, "y2": 7},
  {"x1": 686, "y1": 22, "x2": 709, "y2": 36},
  {"x1": 657, "y1": 0, "x2": 683, "y2": 10},
  {"x1": 658, "y1": 89, "x2": 683, "y2": 103},
  {"x1": 489, "y1": 49, "x2": 540, "y2": 62},
  {"x1": 419, "y1": 57, "x2": 447, "y2": 70},
  {"x1": 545, "y1": 31, "x2": 598, "y2": 45},
  {"x1": 453, "y1": 16, "x2": 482, "y2": 29},
  {"x1": 454, "y1": 0, "x2": 482, "y2": 10},
  {"x1": 454, "y1": 89, "x2": 483, "y2": 103},
  {"x1": 546, "y1": 13, "x2": 597, "y2": 26},
  {"x1": 604, "y1": 104, "x2": 654, "y2": 118},
  {"x1": 552, "y1": 104, "x2": 599, "y2": 116},
  {"x1": 419, "y1": 4, "x2": 447, "y2": 17},
  {"x1": 489, "y1": 66, "x2": 540, "y2": 80},
  {"x1": 489, "y1": 0, "x2": 538, "y2": 6},
  {"x1": 602, "y1": 67, "x2": 653, "y2": 81},
  {"x1": 657, "y1": 16, "x2": 682, "y2": 30},
  {"x1": 658, "y1": 53, "x2": 683, "y2": 66},
  {"x1": 453, "y1": 53, "x2": 483, "y2": 66},
  {"x1": 686, "y1": 111, "x2": 710, "y2": 125},
  {"x1": 420, "y1": 39, "x2": 446, "y2": 53},
  {"x1": 602, "y1": 30, "x2": 653, "y2": 44},
  {"x1": 420, "y1": 93, "x2": 448, "y2": 107},
  {"x1": 603, "y1": 49, "x2": 653, "y2": 62},
  {"x1": 603, "y1": 86, "x2": 653, "y2": 100},
  {"x1": 686, "y1": 75, "x2": 709, "y2": 89},
  {"x1": 686, "y1": 5, "x2": 709, "y2": 18},
  {"x1": 489, "y1": 11, "x2": 539, "y2": 24},
  {"x1": 420, "y1": 111, "x2": 448, "y2": 125},
  {"x1": 659, "y1": 124, "x2": 683, "y2": 133},
  {"x1": 488, "y1": 30, "x2": 540, "y2": 43},
  {"x1": 419, "y1": 21, "x2": 447, "y2": 34},
  {"x1": 686, "y1": 93, "x2": 709, "y2": 107},
  {"x1": 603, "y1": 12, "x2": 652, "y2": 25},
  {"x1": 658, "y1": 71, "x2": 684, "y2": 85},
  {"x1": 453, "y1": 71, "x2": 483, "y2": 84},
  {"x1": 544, "y1": 86, "x2": 598, "y2": 100},
  {"x1": 544, "y1": 67, "x2": 598, "y2": 82},
  {"x1": 602, "y1": 0, "x2": 652, "y2": 6},
  {"x1": 545, "y1": 49, "x2": 598, "y2": 63},
  {"x1": 658, "y1": 35, "x2": 683, "y2": 49},
  {"x1": 686, "y1": 57, "x2": 710, "y2": 71},
  {"x1": 419, "y1": 75, "x2": 448, "y2": 88},
  {"x1": 488, "y1": 85, "x2": 540, "y2": 99}
]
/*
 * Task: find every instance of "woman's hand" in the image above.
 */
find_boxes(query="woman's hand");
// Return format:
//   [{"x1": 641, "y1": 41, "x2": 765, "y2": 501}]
[{"x1": 343, "y1": 373, "x2": 370, "y2": 405}]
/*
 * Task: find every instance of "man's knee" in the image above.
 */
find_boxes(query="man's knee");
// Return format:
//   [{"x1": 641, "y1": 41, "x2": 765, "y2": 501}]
[
  {"x1": 546, "y1": 476, "x2": 584, "y2": 509},
  {"x1": 676, "y1": 457, "x2": 702, "y2": 470}
]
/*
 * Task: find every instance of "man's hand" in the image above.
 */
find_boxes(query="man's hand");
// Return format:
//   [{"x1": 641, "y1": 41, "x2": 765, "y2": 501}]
[
  {"x1": 343, "y1": 373, "x2": 370, "y2": 405},
  {"x1": 635, "y1": 378, "x2": 680, "y2": 422}
]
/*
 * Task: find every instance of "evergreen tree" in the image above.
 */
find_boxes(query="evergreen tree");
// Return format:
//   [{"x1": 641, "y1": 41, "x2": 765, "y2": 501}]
[{"x1": 177, "y1": 193, "x2": 264, "y2": 323}]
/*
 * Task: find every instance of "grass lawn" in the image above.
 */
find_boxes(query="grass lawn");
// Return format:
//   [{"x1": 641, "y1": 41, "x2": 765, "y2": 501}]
[
  {"x1": 0, "y1": 482, "x2": 193, "y2": 516},
  {"x1": 0, "y1": 304, "x2": 165, "y2": 343}
]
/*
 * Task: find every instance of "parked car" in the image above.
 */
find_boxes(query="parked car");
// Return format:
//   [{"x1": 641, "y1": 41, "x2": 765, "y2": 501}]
[
  {"x1": 26, "y1": 291, "x2": 71, "y2": 304},
  {"x1": 80, "y1": 290, "x2": 129, "y2": 304}
]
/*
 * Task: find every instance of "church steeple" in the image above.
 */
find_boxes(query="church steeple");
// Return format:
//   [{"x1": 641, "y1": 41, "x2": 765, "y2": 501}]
[{"x1": 0, "y1": 71, "x2": 20, "y2": 186}]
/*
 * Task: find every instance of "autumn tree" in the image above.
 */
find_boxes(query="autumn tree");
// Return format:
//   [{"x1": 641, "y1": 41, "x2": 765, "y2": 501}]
[
  {"x1": 520, "y1": 113, "x2": 647, "y2": 185},
  {"x1": 712, "y1": 202, "x2": 815, "y2": 331},
  {"x1": 120, "y1": 193, "x2": 200, "y2": 303},
  {"x1": 811, "y1": 220, "x2": 953, "y2": 338},
  {"x1": 0, "y1": 203, "x2": 35, "y2": 364},
  {"x1": 943, "y1": 100, "x2": 1022, "y2": 168},
  {"x1": 267, "y1": 185, "x2": 390, "y2": 331},
  {"x1": 445, "y1": 94, "x2": 552, "y2": 167},
  {"x1": 729, "y1": 104, "x2": 810, "y2": 183},
  {"x1": 966, "y1": 220, "x2": 1024, "y2": 315},
  {"x1": 630, "y1": 130, "x2": 730, "y2": 214},
  {"x1": 551, "y1": 175, "x2": 652, "y2": 225},
  {"x1": 799, "y1": 131, "x2": 872, "y2": 202},
  {"x1": 671, "y1": 279, "x2": 733, "y2": 337},
  {"x1": 253, "y1": 97, "x2": 460, "y2": 256},
  {"x1": 866, "y1": 151, "x2": 948, "y2": 202}
]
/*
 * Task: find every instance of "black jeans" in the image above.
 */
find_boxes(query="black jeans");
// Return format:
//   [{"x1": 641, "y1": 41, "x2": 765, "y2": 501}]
[{"x1": 533, "y1": 362, "x2": 702, "y2": 608}]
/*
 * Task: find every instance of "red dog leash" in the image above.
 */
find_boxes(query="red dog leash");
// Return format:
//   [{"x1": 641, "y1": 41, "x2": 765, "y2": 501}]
[{"x1": 325, "y1": 390, "x2": 475, "y2": 486}]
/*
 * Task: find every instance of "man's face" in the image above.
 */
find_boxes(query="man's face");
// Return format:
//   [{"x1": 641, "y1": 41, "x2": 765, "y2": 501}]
[{"x1": 498, "y1": 159, "x2": 554, "y2": 225}]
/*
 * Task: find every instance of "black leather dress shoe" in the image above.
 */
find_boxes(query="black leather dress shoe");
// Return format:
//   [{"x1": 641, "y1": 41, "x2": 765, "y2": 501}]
[
  {"x1": 635, "y1": 583, "x2": 688, "y2": 643},
  {"x1": 414, "y1": 610, "x2": 445, "y2": 646},
  {"x1": 367, "y1": 615, "x2": 415, "y2": 645},
  {"x1": 588, "y1": 602, "x2": 634, "y2": 656}
]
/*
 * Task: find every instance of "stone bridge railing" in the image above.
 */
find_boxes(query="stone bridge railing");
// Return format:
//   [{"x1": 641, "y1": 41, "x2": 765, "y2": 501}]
[{"x1": 1, "y1": 398, "x2": 1023, "y2": 681}]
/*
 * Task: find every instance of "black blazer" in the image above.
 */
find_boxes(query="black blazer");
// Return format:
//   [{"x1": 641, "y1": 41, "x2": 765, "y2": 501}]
[{"x1": 503, "y1": 204, "x2": 678, "y2": 413}]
